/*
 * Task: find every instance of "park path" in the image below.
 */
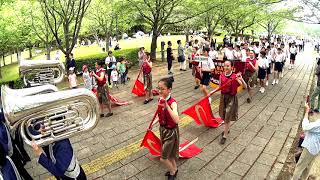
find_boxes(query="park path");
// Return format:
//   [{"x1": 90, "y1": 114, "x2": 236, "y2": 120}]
[{"x1": 25, "y1": 45, "x2": 316, "y2": 180}]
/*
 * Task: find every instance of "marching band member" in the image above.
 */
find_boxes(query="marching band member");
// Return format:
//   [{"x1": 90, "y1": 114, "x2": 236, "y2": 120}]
[
  {"x1": 30, "y1": 123, "x2": 87, "y2": 180},
  {"x1": 142, "y1": 52, "x2": 153, "y2": 104},
  {"x1": 157, "y1": 77, "x2": 180, "y2": 180},
  {"x1": 0, "y1": 109, "x2": 33, "y2": 180},
  {"x1": 272, "y1": 48, "x2": 286, "y2": 85},
  {"x1": 244, "y1": 51, "x2": 258, "y2": 103},
  {"x1": 199, "y1": 47, "x2": 215, "y2": 103},
  {"x1": 219, "y1": 61, "x2": 247, "y2": 144}
]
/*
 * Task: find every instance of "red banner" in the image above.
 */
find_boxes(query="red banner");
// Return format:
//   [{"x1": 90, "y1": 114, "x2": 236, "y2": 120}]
[
  {"x1": 182, "y1": 97, "x2": 223, "y2": 128},
  {"x1": 141, "y1": 130, "x2": 162, "y2": 156},
  {"x1": 210, "y1": 60, "x2": 246, "y2": 87},
  {"x1": 179, "y1": 140, "x2": 202, "y2": 158},
  {"x1": 132, "y1": 79, "x2": 146, "y2": 97},
  {"x1": 141, "y1": 131, "x2": 202, "y2": 158}
]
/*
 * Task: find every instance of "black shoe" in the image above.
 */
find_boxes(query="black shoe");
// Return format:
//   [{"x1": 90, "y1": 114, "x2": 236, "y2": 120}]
[
  {"x1": 180, "y1": 69, "x2": 183, "y2": 71},
  {"x1": 100, "y1": 114, "x2": 104, "y2": 118},
  {"x1": 168, "y1": 174, "x2": 176, "y2": 180},
  {"x1": 144, "y1": 99, "x2": 150, "y2": 104},
  {"x1": 105, "y1": 113, "x2": 113, "y2": 117},
  {"x1": 247, "y1": 98, "x2": 251, "y2": 103},
  {"x1": 220, "y1": 137, "x2": 226, "y2": 145},
  {"x1": 182, "y1": 69, "x2": 187, "y2": 71},
  {"x1": 314, "y1": 109, "x2": 320, "y2": 113},
  {"x1": 165, "y1": 169, "x2": 178, "y2": 177},
  {"x1": 194, "y1": 85, "x2": 200, "y2": 90}
]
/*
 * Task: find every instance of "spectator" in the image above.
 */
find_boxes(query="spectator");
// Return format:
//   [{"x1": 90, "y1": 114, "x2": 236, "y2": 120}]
[
  {"x1": 138, "y1": 46, "x2": 145, "y2": 67},
  {"x1": 68, "y1": 67, "x2": 77, "y2": 89},
  {"x1": 310, "y1": 59, "x2": 320, "y2": 113},
  {"x1": 66, "y1": 53, "x2": 76, "y2": 73},
  {"x1": 167, "y1": 41, "x2": 174, "y2": 74},
  {"x1": 105, "y1": 51, "x2": 117, "y2": 87},
  {"x1": 177, "y1": 40, "x2": 186, "y2": 71},
  {"x1": 111, "y1": 68, "x2": 119, "y2": 88},
  {"x1": 292, "y1": 103, "x2": 320, "y2": 180},
  {"x1": 82, "y1": 65, "x2": 93, "y2": 90}
]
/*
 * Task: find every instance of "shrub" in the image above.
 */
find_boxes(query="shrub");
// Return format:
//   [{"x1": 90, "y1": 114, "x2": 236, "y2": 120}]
[{"x1": 74, "y1": 48, "x2": 139, "y2": 72}]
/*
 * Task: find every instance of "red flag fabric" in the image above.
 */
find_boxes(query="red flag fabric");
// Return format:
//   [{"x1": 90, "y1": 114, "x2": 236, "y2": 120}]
[
  {"x1": 140, "y1": 131, "x2": 161, "y2": 156},
  {"x1": 179, "y1": 140, "x2": 202, "y2": 158},
  {"x1": 132, "y1": 79, "x2": 146, "y2": 96},
  {"x1": 108, "y1": 94, "x2": 129, "y2": 106},
  {"x1": 182, "y1": 97, "x2": 223, "y2": 128},
  {"x1": 152, "y1": 89, "x2": 159, "y2": 96}
]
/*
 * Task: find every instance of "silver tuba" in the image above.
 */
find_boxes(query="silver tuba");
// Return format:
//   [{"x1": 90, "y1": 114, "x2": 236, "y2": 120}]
[
  {"x1": 19, "y1": 59, "x2": 66, "y2": 87},
  {"x1": 1, "y1": 85, "x2": 100, "y2": 146}
]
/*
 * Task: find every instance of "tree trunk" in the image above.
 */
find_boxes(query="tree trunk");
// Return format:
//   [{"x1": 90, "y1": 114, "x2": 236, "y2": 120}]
[
  {"x1": 46, "y1": 45, "x2": 51, "y2": 60},
  {"x1": 0, "y1": 55, "x2": 3, "y2": 78},
  {"x1": 17, "y1": 50, "x2": 22, "y2": 64},
  {"x1": 105, "y1": 32, "x2": 110, "y2": 52},
  {"x1": 185, "y1": 30, "x2": 189, "y2": 43},
  {"x1": 150, "y1": 28, "x2": 158, "y2": 60},
  {"x1": 28, "y1": 47, "x2": 32, "y2": 59},
  {"x1": 2, "y1": 54, "x2": 5, "y2": 66},
  {"x1": 11, "y1": 52, "x2": 13, "y2": 64}
]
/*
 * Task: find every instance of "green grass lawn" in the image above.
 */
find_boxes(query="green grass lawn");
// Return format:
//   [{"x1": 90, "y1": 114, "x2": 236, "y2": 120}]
[{"x1": 0, "y1": 34, "x2": 224, "y2": 83}]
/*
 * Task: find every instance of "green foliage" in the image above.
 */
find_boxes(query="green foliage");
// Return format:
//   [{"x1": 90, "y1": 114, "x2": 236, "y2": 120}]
[{"x1": 73, "y1": 48, "x2": 139, "y2": 72}]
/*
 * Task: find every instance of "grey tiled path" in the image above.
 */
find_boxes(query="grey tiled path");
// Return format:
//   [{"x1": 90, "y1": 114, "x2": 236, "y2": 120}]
[{"x1": 26, "y1": 46, "x2": 315, "y2": 180}]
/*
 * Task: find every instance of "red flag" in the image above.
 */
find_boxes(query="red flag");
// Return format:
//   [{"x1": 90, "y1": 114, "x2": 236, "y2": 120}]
[
  {"x1": 179, "y1": 140, "x2": 202, "y2": 158},
  {"x1": 152, "y1": 89, "x2": 159, "y2": 96},
  {"x1": 140, "y1": 131, "x2": 161, "y2": 156},
  {"x1": 108, "y1": 94, "x2": 129, "y2": 106},
  {"x1": 182, "y1": 97, "x2": 223, "y2": 128},
  {"x1": 132, "y1": 79, "x2": 146, "y2": 96}
]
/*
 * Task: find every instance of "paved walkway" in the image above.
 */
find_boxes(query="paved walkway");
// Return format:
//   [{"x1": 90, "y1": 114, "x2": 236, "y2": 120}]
[{"x1": 26, "y1": 45, "x2": 316, "y2": 180}]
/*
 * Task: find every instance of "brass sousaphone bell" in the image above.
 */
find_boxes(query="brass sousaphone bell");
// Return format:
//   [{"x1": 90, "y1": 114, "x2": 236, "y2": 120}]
[{"x1": 1, "y1": 85, "x2": 100, "y2": 146}]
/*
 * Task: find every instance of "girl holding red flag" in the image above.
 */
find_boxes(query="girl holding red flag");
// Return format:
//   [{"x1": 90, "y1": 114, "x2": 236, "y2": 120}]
[
  {"x1": 142, "y1": 52, "x2": 153, "y2": 104},
  {"x1": 157, "y1": 77, "x2": 179, "y2": 180},
  {"x1": 219, "y1": 60, "x2": 247, "y2": 144}
]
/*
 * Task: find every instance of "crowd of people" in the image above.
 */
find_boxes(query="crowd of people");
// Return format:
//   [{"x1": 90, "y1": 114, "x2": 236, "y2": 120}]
[{"x1": 1, "y1": 32, "x2": 315, "y2": 180}]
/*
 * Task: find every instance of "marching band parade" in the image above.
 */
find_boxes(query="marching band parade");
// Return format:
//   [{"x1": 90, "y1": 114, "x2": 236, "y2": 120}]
[{"x1": 1, "y1": 32, "x2": 319, "y2": 180}]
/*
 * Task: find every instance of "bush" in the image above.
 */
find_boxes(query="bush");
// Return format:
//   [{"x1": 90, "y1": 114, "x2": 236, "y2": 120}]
[
  {"x1": 0, "y1": 78, "x2": 24, "y2": 89},
  {"x1": 74, "y1": 48, "x2": 139, "y2": 72}
]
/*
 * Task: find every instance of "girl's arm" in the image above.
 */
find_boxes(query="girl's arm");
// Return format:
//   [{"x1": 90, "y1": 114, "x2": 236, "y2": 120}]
[
  {"x1": 166, "y1": 102, "x2": 179, "y2": 124},
  {"x1": 93, "y1": 71, "x2": 105, "y2": 81},
  {"x1": 237, "y1": 76, "x2": 247, "y2": 89},
  {"x1": 147, "y1": 61, "x2": 152, "y2": 68}
]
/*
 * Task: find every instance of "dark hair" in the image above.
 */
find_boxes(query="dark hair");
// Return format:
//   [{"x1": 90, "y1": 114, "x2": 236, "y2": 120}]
[
  {"x1": 236, "y1": 45, "x2": 240, "y2": 49},
  {"x1": 228, "y1": 43, "x2": 233, "y2": 48},
  {"x1": 277, "y1": 48, "x2": 282, "y2": 51},
  {"x1": 203, "y1": 47, "x2": 210, "y2": 53},
  {"x1": 97, "y1": 61, "x2": 105, "y2": 67},
  {"x1": 224, "y1": 60, "x2": 234, "y2": 67},
  {"x1": 195, "y1": 39, "x2": 199, "y2": 43},
  {"x1": 70, "y1": 53, "x2": 74, "y2": 56},
  {"x1": 267, "y1": 45, "x2": 271, "y2": 49},
  {"x1": 108, "y1": 50, "x2": 113, "y2": 55},
  {"x1": 317, "y1": 58, "x2": 320, "y2": 65},
  {"x1": 260, "y1": 51, "x2": 267, "y2": 56},
  {"x1": 159, "y1": 77, "x2": 173, "y2": 89},
  {"x1": 168, "y1": 41, "x2": 172, "y2": 46},
  {"x1": 177, "y1": 40, "x2": 181, "y2": 44},
  {"x1": 188, "y1": 42, "x2": 192, "y2": 46}
]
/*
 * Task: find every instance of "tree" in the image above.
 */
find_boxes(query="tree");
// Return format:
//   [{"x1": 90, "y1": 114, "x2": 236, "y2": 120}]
[
  {"x1": 30, "y1": 1, "x2": 56, "y2": 60},
  {"x1": 40, "y1": 0, "x2": 91, "y2": 60},
  {"x1": 298, "y1": 0, "x2": 320, "y2": 24},
  {"x1": 127, "y1": 0, "x2": 182, "y2": 60}
]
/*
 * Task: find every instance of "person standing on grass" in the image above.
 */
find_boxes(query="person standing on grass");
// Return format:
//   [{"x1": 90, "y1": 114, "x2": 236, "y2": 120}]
[
  {"x1": 91, "y1": 61, "x2": 113, "y2": 118},
  {"x1": 68, "y1": 67, "x2": 77, "y2": 89},
  {"x1": 292, "y1": 103, "x2": 320, "y2": 180},
  {"x1": 82, "y1": 65, "x2": 93, "y2": 90},
  {"x1": 138, "y1": 46, "x2": 145, "y2": 68},
  {"x1": 157, "y1": 77, "x2": 180, "y2": 180},
  {"x1": 243, "y1": 51, "x2": 258, "y2": 103},
  {"x1": 177, "y1": 40, "x2": 186, "y2": 71},
  {"x1": 142, "y1": 52, "x2": 153, "y2": 104},
  {"x1": 199, "y1": 47, "x2": 215, "y2": 103},
  {"x1": 186, "y1": 42, "x2": 193, "y2": 69},
  {"x1": 219, "y1": 61, "x2": 247, "y2": 144},
  {"x1": 167, "y1": 41, "x2": 174, "y2": 75},
  {"x1": 105, "y1": 50, "x2": 117, "y2": 87},
  {"x1": 309, "y1": 59, "x2": 320, "y2": 114},
  {"x1": 257, "y1": 51, "x2": 269, "y2": 94}
]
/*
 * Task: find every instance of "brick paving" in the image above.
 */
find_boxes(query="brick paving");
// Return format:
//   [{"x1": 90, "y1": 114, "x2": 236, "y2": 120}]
[{"x1": 25, "y1": 46, "x2": 316, "y2": 180}]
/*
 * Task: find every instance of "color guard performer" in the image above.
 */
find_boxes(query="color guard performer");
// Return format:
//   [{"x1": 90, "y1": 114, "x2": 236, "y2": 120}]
[
  {"x1": 142, "y1": 52, "x2": 153, "y2": 104},
  {"x1": 199, "y1": 47, "x2": 215, "y2": 103},
  {"x1": 157, "y1": 77, "x2": 180, "y2": 180},
  {"x1": 244, "y1": 51, "x2": 258, "y2": 103},
  {"x1": 219, "y1": 61, "x2": 247, "y2": 144}
]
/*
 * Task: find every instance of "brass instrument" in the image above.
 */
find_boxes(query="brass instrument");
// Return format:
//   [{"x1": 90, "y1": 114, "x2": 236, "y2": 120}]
[
  {"x1": 19, "y1": 59, "x2": 66, "y2": 87},
  {"x1": 1, "y1": 85, "x2": 100, "y2": 146}
]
